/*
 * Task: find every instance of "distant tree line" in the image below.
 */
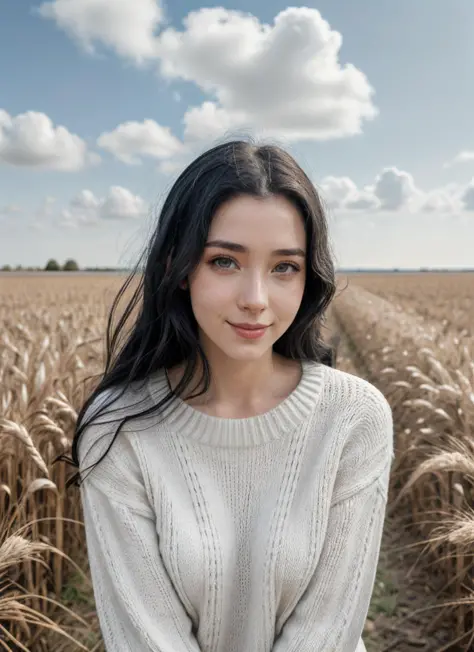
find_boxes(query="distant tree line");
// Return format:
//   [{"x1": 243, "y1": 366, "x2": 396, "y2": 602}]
[
  {"x1": 1, "y1": 259, "x2": 80, "y2": 271},
  {"x1": 0, "y1": 260, "x2": 131, "y2": 272}
]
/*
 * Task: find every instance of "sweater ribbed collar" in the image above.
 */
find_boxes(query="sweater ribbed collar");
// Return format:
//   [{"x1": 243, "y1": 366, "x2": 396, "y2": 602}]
[{"x1": 146, "y1": 359, "x2": 325, "y2": 447}]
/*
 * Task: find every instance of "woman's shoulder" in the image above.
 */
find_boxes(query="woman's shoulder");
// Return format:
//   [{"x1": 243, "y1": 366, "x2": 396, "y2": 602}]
[
  {"x1": 320, "y1": 367, "x2": 394, "y2": 499},
  {"x1": 321, "y1": 365, "x2": 393, "y2": 452},
  {"x1": 322, "y1": 364, "x2": 391, "y2": 414},
  {"x1": 77, "y1": 378, "x2": 155, "y2": 475}
]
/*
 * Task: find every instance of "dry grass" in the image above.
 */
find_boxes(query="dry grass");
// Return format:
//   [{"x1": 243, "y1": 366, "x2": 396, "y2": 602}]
[
  {"x1": 0, "y1": 275, "x2": 128, "y2": 651},
  {"x1": 1, "y1": 271, "x2": 474, "y2": 650},
  {"x1": 333, "y1": 272, "x2": 474, "y2": 649}
]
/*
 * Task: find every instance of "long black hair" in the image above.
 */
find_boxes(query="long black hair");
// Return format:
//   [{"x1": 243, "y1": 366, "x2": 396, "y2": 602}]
[{"x1": 54, "y1": 138, "x2": 341, "y2": 490}]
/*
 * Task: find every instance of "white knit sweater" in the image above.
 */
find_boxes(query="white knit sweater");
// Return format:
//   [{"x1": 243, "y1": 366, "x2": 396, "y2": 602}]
[{"x1": 78, "y1": 360, "x2": 394, "y2": 652}]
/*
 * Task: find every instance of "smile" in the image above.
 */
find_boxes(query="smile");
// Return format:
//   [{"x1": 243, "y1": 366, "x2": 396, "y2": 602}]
[{"x1": 227, "y1": 322, "x2": 269, "y2": 339}]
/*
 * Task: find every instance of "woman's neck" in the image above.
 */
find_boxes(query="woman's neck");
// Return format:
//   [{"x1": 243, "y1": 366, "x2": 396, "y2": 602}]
[{"x1": 166, "y1": 353, "x2": 302, "y2": 418}]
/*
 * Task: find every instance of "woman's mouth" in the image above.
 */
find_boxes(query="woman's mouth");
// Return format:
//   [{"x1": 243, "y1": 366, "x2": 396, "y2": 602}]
[{"x1": 227, "y1": 322, "x2": 269, "y2": 340}]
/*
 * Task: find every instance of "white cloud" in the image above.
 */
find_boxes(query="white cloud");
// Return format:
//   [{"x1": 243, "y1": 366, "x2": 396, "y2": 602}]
[
  {"x1": 71, "y1": 189, "x2": 101, "y2": 212},
  {"x1": 319, "y1": 175, "x2": 380, "y2": 211},
  {"x1": 420, "y1": 186, "x2": 463, "y2": 213},
  {"x1": 56, "y1": 186, "x2": 149, "y2": 228},
  {"x1": 181, "y1": 102, "x2": 239, "y2": 144},
  {"x1": 345, "y1": 191, "x2": 380, "y2": 211},
  {"x1": 37, "y1": 0, "x2": 164, "y2": 64},
  {"x1": 156, "y1": 7, "x2": 377, "y2": 144},
  {"x1": 0, "y1": 109, "x2": 99, "y2": 171},
  {"x1": 317, "y1": 169, "x2": 471, "y2": 215},
  {"x1": 443, "y1": 150, "x2": 474, "y2": 168},
  {"x1": 97, "y1": 119, "x2": 184, "y2": 164},
  {"x1": 101, "y1": 186, "x2": 149, "y2": 219},
  {"x1": 40, "y1": 4, "x2": 378, "y2": 166},
  {"x1": 372, "y1": 167, "x2": 422, "y2": 211},
  {"x1": 319, "y1": 176, "x2": 356, "y2": 208}
]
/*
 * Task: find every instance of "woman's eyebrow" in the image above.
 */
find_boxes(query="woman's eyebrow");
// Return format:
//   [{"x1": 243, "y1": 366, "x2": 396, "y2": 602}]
[{"x1": 205, "y1": 240, "x2": 305, "y2": 258}]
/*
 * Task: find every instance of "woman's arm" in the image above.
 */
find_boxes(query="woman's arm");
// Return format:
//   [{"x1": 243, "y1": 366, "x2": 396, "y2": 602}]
[
  {"x1": 271, "y1": 385, "x2": 394, "y2": 652},
  {"x1": 78, "y1": 392, "x2": 202, "y2": 652}
]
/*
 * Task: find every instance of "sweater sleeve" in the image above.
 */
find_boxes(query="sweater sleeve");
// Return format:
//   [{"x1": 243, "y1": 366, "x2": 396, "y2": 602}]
[
  {"x1": 271, "y1": 384, "x2": 394, "y2": 652},
  {"x1": 77, "y1": 390, "x2": 202, "y2": 652}
]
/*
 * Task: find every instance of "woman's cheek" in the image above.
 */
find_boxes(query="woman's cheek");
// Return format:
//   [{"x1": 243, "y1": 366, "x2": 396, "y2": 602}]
[{"x1": 192, "y1": 274, "x2": 232, "y2": 313}]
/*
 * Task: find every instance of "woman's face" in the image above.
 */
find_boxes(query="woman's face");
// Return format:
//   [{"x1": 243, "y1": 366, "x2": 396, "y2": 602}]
[{"x1": 186, "y1": 194, "x2": 307, "y2": 363}]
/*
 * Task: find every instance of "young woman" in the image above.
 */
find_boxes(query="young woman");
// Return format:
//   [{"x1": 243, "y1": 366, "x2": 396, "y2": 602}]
[{"x1": 64, "y1": 140, "x2": 393, "y2": 651}]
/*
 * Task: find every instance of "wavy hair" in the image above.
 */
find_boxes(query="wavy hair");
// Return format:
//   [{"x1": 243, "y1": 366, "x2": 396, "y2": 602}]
[{"x1": 54, "y1": 138, "x2": 342, "y2": 489}]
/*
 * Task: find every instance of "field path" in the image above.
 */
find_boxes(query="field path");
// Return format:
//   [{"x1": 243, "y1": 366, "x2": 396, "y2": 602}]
[{"x1": 325, "y1": 311, "x2": 455, "y2": 652}]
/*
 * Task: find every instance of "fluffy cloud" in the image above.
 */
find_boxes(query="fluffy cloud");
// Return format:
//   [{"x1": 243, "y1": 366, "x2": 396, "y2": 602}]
[
  {"x1": 41, "y1": 4, "x2": 377, "y2": 163},
  {"x1": 318, "y1": 176, "x2": 380, "y2": 211},
  {"x1": 318, "y1": 169, "x2": 472, "y2": 214},
  {"x1": 443, "y1": 151, "x2": 474, "y2": 168},
  {"x1": 420, "y1": 185, "x2": 464, "y2": 213},
  {"x1": 100, "y1": 186, "x2": 149, "y2": 219},
  {"x1": 57, "y1": 186, "x2": 149, "y2": 228},
  {"x1": 97, "y1": 119, "x2": 184, "y2": 165},
  {"x1": 372, "y1": 167, "x2": 422, "y2": 211},
  {"x1": 37, "y1": 0, "x2": 164, "y2": 64},
  {"x1": 0, "y1": 109, "x2": 99, "y2": 171},
  {"x1": 157, "y1": 7, "x2": 377, "y2": 143},
  {"x1": 319, "y1": 167, "x2": 425, "y2": 213},
  {"x1": 182, "y1": 102, "x2": 239, "y2": 145}
]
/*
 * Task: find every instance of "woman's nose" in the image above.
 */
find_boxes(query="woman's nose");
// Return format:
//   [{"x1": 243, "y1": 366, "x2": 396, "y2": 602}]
[{"x1": 238, "y1": 273, "x2": 268, "y2": 311}]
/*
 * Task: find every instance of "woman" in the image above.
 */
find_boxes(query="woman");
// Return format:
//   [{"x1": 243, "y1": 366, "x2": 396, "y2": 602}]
[{"x1": 64, "y1": 139, "x2": 393, "y2": 651}]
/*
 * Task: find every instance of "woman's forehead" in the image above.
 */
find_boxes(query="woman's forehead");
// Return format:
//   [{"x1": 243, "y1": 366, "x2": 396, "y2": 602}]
[{"x1": 208, "y1": 195, "x2": 306, "y2": 245}]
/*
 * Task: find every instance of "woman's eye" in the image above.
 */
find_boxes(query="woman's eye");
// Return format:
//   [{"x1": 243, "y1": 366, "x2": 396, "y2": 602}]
[
  {"x1": 211, "y1": 256, "x2": 236, "y2": 269},
  {"x1": 209, "y1": 258, "x2": 300, "y2": 273},
  {"x1": 274, "y1": 262, "x2": 300, "y2": 274}
]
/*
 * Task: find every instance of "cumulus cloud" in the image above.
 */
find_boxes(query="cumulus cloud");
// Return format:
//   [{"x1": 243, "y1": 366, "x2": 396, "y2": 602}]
[
  {"x1": 182, "y1": 102, "x2": 239, "y2": 144},
  {"x1": 163, "y1": 7, "x2": 378, "y2": 143},
  {"x1": 318, "y1": 176, "x2": 356, "y2": 209},
  {"x1": 0, "y1": 109, "x2": 99, "y2": 171},
  {"x1": 372, "y1": 167, "x2": 422, "y2": 211},
  {"x1": 318, "y1": 176, "x2": 380, "y2": 211},
  {"x1": 40, "y1": 4, "x2": 378, "y2": 168},
  {"x1": 101, "y1": 186, "x2": 149, "y2": 219},
  {"x1": 37, "y1": 0, "x2": 164, "y2": 64},
  {"x1": 56, "y1": 186, "x2": 149, "y2": 228},
  {"x1": 317, "y1": 168, "x2": 471, "y2": 215},
  {"x1": 420, "y1": 186, "x2": 463, "y2": 213},
  {"x1": 443, "y1": 151, "x2": 474, "y2": 169},
  {"x1": 97, "y1": 119, "x2": 184, "y2": 164},
  {"x1": 156, "y1": 7, "x2": 377, "y2": 144}
]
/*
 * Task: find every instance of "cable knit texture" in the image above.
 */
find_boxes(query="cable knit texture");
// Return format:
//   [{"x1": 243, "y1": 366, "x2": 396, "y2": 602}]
[{"x1": 78, "y1": 360, "x2": 394, "y2": 652}]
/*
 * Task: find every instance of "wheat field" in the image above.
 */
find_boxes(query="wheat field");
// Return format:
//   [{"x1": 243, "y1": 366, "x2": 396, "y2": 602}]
[{"x1": 1, "y1": 272, "x2": 474, "y2": 651}]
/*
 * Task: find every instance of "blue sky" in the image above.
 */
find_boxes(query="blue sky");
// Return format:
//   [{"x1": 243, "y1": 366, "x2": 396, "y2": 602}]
[{"x1": 1, "y1": 0, "x2": 474, "y2": 269}]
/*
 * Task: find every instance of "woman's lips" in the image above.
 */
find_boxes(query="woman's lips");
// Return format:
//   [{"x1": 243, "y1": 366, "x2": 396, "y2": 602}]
[{"x1": 227, "y1": 322, "x2": 269, "y2": 339}]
